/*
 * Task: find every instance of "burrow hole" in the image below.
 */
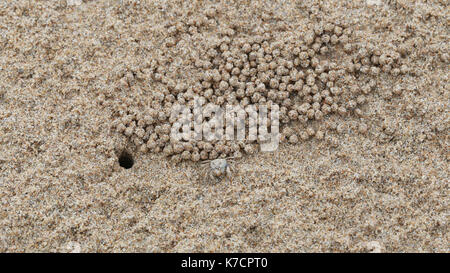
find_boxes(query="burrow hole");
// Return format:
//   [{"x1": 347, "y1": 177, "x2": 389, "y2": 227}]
[{"x1": 118, "y1": 151, "x2": 134, "y2": 169}]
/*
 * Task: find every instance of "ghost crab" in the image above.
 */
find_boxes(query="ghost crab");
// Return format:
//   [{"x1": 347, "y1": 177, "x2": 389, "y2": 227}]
[{"x1": 201, "y1": 157, "x2": 235, "y2": 183}]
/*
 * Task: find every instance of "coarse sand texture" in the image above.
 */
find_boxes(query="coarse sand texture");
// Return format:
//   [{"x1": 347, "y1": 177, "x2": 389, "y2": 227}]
[{"x1": 0, "y1": 0, "x2": 448, "y2": 252}]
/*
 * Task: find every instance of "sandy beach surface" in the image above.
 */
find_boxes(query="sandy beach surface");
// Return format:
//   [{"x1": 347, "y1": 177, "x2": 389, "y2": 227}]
[{"x1": 0, "y1": 0, "x2": 448, "y2": 252}]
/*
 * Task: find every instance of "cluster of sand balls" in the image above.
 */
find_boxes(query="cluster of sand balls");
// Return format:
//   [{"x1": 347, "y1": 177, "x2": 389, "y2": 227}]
[{"x1": 112, "y1": 21, "x2": 408, "y2": 162}]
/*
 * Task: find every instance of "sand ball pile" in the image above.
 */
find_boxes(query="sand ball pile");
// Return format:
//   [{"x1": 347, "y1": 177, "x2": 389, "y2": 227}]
[{"x1": 109, "y1": 18, "x2": 409, "y2": 163}]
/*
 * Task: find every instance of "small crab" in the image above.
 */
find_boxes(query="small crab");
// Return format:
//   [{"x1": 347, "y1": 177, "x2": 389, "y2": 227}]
[{"x1": 201, "y1": 158, "x2": 235, "y2": 183}]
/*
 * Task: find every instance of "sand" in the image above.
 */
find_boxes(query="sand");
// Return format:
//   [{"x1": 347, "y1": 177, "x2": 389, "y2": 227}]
[{"x1": 0, "y1": 0, "x2": 448, "y2": 252}]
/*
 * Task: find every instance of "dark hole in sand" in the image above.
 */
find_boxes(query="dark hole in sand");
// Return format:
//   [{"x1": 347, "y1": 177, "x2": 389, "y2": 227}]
[{"x1": 118, "y1": 151, "x2": 134, "y2": 169}]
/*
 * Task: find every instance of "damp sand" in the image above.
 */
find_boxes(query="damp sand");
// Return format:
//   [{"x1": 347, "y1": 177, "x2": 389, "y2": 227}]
[{"x1": 0, "y1": 0, "x2": 448, "y2": 252}]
